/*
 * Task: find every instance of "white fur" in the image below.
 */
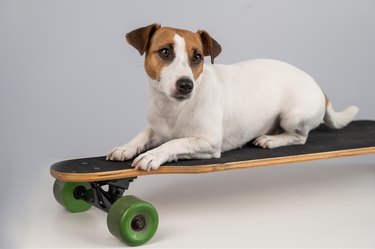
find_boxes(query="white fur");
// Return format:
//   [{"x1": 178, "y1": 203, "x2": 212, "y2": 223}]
[{"x1": 107, "y1": 35, "x2": 358, "y2": 171}]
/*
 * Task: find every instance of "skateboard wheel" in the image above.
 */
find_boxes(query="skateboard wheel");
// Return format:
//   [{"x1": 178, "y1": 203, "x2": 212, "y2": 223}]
[
  {"x1": 107, "y1": 195, "x2": 159, "y2": 246},
  {"x1": 53, "y1": 180, "x2": 92, "y2": 213}
]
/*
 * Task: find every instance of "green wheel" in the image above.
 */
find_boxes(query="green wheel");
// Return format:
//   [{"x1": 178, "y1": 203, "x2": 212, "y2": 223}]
[
  {"x1": 107, "y1": 195, "x2": 159, "y2": 246},
  {"x1": 53, "y1": 180, "x2": 92, "y2": 213}
]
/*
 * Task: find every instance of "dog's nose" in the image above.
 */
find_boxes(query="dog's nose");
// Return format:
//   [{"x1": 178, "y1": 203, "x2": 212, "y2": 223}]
[{"x1": 176, "y1": 78, "x2": 194, "y2": 95}]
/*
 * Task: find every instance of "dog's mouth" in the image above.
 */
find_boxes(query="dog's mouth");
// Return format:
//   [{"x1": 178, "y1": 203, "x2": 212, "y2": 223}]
[{"x1": 172, "y1": 93, "x2": 192, "y2": 101}]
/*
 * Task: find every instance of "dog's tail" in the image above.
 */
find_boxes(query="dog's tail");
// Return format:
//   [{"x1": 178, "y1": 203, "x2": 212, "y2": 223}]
[{"x1": 323, "y1": 97, "x2": 359, "y2": 129}]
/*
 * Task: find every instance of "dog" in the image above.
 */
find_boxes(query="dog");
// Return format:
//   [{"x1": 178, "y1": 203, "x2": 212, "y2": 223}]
[{"x1": 106, "y1": 23, "x2": 359, "y2": 171}]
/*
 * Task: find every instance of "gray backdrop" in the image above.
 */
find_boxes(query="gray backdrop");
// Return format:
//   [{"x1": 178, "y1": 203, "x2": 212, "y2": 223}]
[{"x1": 1, "y1": 0, "x2": 374, "y2": 247}]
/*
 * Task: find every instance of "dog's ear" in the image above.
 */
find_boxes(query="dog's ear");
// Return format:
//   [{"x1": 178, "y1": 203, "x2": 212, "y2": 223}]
[
  {"x1": 198, "y1": 30, "x2": 222, "y2": 64},
  {"x1": 126, "y1": 23, "x2": 161, "y2": 55}
]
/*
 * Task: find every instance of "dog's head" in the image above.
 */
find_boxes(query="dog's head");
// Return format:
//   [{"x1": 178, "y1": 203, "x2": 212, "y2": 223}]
[{"x1": 126, "y1": 23, "x2": 221, "y2": 101}]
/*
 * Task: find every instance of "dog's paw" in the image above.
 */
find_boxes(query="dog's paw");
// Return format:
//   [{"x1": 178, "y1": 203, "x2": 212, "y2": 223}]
[
  {"x1": 253, "y1": 135, "x2": 277, "y2": 149},
  {"x1": 106, "y1": 144, "x2": 142, "y2": 161},
  {"x1": 131, "y1": 149, "x2": 168, "y2": 171}
]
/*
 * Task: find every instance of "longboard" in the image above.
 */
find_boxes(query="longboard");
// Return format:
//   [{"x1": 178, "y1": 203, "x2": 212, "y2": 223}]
[
  {"x1": 50, "y1": 120, "x2": 375, "y2": 246},
  {"x1": 51, "y1": 120, "x2": 375, "y2": 181}
]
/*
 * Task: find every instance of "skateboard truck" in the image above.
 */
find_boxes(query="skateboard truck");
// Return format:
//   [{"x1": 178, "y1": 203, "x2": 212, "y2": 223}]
[
  {"x1": 73, "y1": 178, "x2": 136, "y2": 212},
  {"x1": 53, "y1": 177, "x2": 158, "y2": 246}
]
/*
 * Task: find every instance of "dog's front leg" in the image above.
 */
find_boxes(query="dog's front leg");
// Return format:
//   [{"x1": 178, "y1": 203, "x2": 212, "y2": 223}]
[
  {"x1": 132, "y1": 137, "x2": 220, "y2": 171},
  {"x1": 106, "y1": 127, "x2": 162, "y2": 161}
]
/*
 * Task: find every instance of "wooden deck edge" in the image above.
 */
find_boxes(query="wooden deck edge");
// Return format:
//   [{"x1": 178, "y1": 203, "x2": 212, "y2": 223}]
[{"x1": 51, "y1": 147, "x2": 375, "y2": 182}]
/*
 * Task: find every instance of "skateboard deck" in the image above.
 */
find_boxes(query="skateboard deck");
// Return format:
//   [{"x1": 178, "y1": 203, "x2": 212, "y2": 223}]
[{"x1": 51, "y1": 120, "x2": 375, "y2": 182}]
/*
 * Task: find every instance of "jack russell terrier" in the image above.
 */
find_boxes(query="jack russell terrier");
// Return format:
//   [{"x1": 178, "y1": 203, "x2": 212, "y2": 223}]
[{"x1": 107, "y1": 23, "x2": 359, "y2": 171}]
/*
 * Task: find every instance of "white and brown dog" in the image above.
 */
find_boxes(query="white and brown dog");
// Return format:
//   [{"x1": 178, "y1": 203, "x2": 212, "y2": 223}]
[{"x1": 107, "y1": 23, "x2": 358, "y2": 171}]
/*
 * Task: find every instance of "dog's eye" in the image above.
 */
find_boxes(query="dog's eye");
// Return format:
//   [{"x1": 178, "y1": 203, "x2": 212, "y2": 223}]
[
  {"x1": 192, "y1": 53, "x2": 202, "y2": 65},
  {"x1": 158, "y1": 48, "x2": 171, "y2": 59}
]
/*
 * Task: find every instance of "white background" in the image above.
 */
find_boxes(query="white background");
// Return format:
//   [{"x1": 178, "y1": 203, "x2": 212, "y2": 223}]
[{"x1": 1, "y1": 0, "x2": 375, "y2": 248}]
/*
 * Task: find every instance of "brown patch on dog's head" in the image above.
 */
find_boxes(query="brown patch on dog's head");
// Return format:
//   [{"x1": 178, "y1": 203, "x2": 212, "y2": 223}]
[
  {"x1": 145, "y1": 27, "x2": 210, "y2": 81},
  {"x1": 126, "y1": 24, "x2": 222, "y2": 82},
  {"x1": 143, "y1": 27, "x2": 176, "y2": 81}
]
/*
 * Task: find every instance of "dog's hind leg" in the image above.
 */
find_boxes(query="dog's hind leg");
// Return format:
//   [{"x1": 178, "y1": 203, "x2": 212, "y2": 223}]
[
  {"x1": 253, "y1": 114, "x2": 318, "y2": 149},
  {"x1": 253, "y1": 130, "x2": 308, "y2": 149}
]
